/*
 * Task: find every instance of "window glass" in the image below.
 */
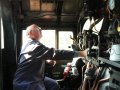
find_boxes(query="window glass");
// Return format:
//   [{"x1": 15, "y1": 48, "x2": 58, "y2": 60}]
[
  {"x1": 22, "y1": 30, "x2": 28, "y2": 44},
  {"x1": 59, "y1": 31, "x2": 73, "y2": 50},
  {"x1": 40, "y1": 30, "x2": 56, "y2": 48},
  {"x1": 22, "y1": 30, "x2": 56, "y2": 48},
  {"x1": 1, "y1": 18, "x2": 4, "y2": 49}
]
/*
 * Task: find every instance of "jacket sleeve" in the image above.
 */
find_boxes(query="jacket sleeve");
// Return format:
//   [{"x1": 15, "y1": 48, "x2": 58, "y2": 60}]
[
  {"x1": 52, "y1": 50, "x2": 75, "y2": 60},
  {"x1": 38, "y1": 43, "x2": 76, "y2": 60}
]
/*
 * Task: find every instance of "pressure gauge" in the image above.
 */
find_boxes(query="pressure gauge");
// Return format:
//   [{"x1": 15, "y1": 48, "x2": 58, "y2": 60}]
[{"x1": 108, "y1": 0, "x2": 115, "y2": 10}]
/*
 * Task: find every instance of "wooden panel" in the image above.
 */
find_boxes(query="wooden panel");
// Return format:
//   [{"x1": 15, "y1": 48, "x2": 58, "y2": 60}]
[
  {"x1": 62, "y1": 0, "x2": 79, "y2": 14},
  {"x1": 41, "y1": 3, "x2": 55, "y2": 12},
  {"x1": 30, "y1": 0, "x2": 40, "y2": 11}
]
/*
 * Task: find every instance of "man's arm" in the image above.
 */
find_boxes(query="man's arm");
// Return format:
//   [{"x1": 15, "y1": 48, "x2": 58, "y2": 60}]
[
  {"x1": 74, "y1": 50, "x2": 87, "y2": 57},
  {"x1": 52, "y1": 50, "x2": 87, "y2": 60}
]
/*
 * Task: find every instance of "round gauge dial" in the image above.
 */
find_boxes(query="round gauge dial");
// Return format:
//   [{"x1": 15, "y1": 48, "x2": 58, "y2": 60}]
[{"x1": 108, "y1": 0, "x2": 115, "y2": 10}]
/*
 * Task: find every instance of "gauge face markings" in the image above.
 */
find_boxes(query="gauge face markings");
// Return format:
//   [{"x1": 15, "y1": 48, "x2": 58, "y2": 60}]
[{"x1": 108, "y1": 0, "x2": 115, "y2": 10}]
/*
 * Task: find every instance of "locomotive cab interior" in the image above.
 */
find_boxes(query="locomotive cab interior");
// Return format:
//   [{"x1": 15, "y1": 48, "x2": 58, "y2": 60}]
[{"x1": 0, "y1": 0, "x2": 120, "y2": 90}]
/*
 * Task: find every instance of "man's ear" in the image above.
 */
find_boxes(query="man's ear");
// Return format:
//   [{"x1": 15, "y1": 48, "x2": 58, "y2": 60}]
[{"x1": 29, "y1": 30, "x2": 33, "y2": 36}]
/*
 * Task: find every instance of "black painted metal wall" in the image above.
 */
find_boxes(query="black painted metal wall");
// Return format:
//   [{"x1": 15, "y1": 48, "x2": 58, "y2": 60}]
[
  {"x1": 0, "y1": 0, "x2": 3, "y2": 89},
  {"x1": 1, "y1": 0, "x2": 17, "y2": 90}
]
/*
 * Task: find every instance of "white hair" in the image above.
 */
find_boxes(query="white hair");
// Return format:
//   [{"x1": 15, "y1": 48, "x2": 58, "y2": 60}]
[{"x1": 26, "y1": 24, "x2": 41, "y2": 36}]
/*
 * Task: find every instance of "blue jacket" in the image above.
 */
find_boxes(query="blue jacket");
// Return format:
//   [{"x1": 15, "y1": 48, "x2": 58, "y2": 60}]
[{"x1": 13, "y1": 39, "x2": 75, "y2": 90}]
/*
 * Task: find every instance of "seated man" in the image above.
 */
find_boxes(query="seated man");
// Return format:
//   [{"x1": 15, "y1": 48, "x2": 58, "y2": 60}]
[{"x1": 13, "y1": 24, "x2": 87, "y2": 90}]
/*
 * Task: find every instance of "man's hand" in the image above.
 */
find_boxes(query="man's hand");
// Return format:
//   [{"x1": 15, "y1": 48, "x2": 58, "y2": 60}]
[{"x1": 80, "y1": 49, "x2": 87, "y2": 57}]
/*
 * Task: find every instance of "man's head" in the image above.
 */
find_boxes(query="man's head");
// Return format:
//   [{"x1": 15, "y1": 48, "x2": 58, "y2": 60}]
[{"x1": 26, "y1": 24, "x2": 42, "y2": 41}]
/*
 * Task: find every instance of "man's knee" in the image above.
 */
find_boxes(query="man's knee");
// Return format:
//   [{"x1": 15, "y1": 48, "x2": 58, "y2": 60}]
[{"x1": 44, "y1": 77, "x2": 59, "y2": 90}]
